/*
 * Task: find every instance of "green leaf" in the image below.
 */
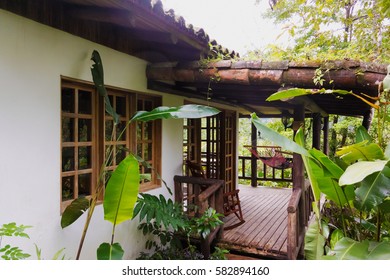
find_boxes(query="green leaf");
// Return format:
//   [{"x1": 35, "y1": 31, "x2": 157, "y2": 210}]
[
  {"x1": 339, "y1": 160, "x2": 389, "y2": 186},
  {"x1": 330, "y1": 229, "x2": 344, "y2": 250},
  {"x1": 355, "y1": 166, "x2": 390, "y2": 211},
  {"x1": 266, "y1": 88, "x2": 355, "y2": 103},
  {"x1": 0, "y1": 223, "x2": 31, "y2": 238},
  {"x1": 328, "y1": 238, "x2": 369, "y2": 260},
  {"x1": 309, "y1": 149, "x2": 344, "y2": 179},
  {"x1": 90, "y1": 50, "x2": 119, "y2": 124},
  {"x1": 96, "y1": 242, "x2": 124, "y2": 260},
  {"x1": 336, "y1": 141, "x2": 385, "y2": 164},
  {"x1": 131, "y1": 104, "x2": 220, "y2": 122},
  {"x1": 251, "y1": 113, "x2": 310, "y2": 157},
  {"x1": 132, "y1": 200, "x2": 143, "y2": 219},
  {"x1": 304, "y1": 220, "x2": 326, "y2": 260},
  {"x1": 266, "y1": 88, "x2": 312, "y2": 101},
  {"x1": 318, "y1": 177, "x2": 351, "y2": 206},
  {"x1": 367, "y1": 242, "x2": 390, "y2": 260},
  {"x1": 385, "y1": 141, "x2": 390, "y2": 159},
  {"x1": 60, "y1": 197, "x2": 90, "y2": 228},
  {"x1": 103, "y1": 154, "x2": 140, "y2": 225},
  {"x1": 378, "y1": 200, "x2": 390, "y2": 214},
  {"x1": 356, "y1": 126, "x2": 372, "y2": 143},
  {"x1": 140, "y1": 173, "x2": 151, "y2": 182}
]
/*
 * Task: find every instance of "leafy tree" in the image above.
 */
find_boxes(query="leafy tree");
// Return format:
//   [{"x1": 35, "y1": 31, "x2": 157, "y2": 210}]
[{"x1": 254, "y1": 0, "x2": 390, "y2": 62}]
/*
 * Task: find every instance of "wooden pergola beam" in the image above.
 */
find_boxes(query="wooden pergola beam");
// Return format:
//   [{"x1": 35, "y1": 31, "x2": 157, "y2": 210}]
[{"x1": 147, "y1": 62, "x2": 385, "y2": 93}]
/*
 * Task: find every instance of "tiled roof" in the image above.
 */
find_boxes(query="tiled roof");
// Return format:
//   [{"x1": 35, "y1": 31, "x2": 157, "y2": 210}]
[
  {"x1": 0, "y1": 0, "x2": 237, "y2": 62},
  {"x1": 137, "y1": 0, "x2": 238, "y2": 58}
]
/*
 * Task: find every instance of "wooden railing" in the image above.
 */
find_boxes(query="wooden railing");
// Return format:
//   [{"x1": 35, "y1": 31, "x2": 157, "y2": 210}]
[
  {"x1": 287, "y1": 180, "x2": 313, "y2": 259},
  {"x1": 173, "y1": 175, "x2": 224, "y2": 259},
  {"x1": 238, "y1": 155, "x2": 293, "y2": 185}
]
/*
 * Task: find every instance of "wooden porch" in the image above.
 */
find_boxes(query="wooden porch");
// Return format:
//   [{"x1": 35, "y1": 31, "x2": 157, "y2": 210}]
[{"x1": 219, "y1": 185, "x2": 292, "y2": 259}]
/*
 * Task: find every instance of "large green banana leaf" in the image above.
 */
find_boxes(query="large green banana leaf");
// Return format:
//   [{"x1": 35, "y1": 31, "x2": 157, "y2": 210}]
[
  {"x1": 304, "y1": 219, "x2": 328, "y2": 260},
  {"x1": 339, "y1": 160, "x2": 389, "y2": 186},
  {"x1": 265, "y1": 88, "x2": 354, "y2": 102},
  {"x1": 90, "y1": 50, "x2": 119, "y2": 124},
  {"x1": 355, "y1": 166, "x2": 390, "y2": 211},
  {"x1": 61, "y1": 197, "x2": 90, "y2": 228},
  {"x1": 336, "y1": 141, "x2": 384, "y2": 164},
  {"x1": 355, "y1": 125, "x2": 373, "y2": 143},
  {"x1": 103, "y1": 154, "x2": 139, "y2": 225},
  {"x1": 325, "y1": 237, "x2": 390, "y2": 260},
  {"x1": 97, "y1": 242, "x2": 124, "y2": 260},
  {"x1": 131, "y1": 104, "x2": 220, "y2": 122}
]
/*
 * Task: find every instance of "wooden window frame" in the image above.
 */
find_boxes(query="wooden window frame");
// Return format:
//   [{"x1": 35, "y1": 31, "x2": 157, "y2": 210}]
[
  {"x1": 61, "y1": 81, "x2": 98, "y2": 213},
  {"x1": 60, "y1": 78, "x2": 162, "y2": 212},
  {"x1": 136, "y1": 94, "x2": 162, "y2": 192}
]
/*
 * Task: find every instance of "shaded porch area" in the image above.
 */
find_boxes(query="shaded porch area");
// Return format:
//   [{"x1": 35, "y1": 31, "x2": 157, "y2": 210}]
[{"x1": 219, "y1": 185, "x2": 292, "y2": 259}]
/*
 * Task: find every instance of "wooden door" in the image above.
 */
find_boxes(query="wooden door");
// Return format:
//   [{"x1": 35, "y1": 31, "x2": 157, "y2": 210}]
[{"x1": 184, "y1": 109, "x2": 237, "y2": 192}]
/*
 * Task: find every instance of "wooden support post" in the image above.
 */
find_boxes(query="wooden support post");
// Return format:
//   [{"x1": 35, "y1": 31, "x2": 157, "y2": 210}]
[
  {"x1": 362, "y1": 108, "x2": 374, "y2": 131},
  {"x1": 323, "y1": 116, "x2": 329, "y2": 155},
  {"x1": 290, "y1": 104, "x2": 305, "y2": 259},
  {"x1": 312, "y1": 113, "x2": 321, "y2": 150},
  {"x1": 293, "y1": 104, "x2": 305, "y2": 191},
  {"x1": 251, "y1": 123, "x2": 257, "y2": 187}
]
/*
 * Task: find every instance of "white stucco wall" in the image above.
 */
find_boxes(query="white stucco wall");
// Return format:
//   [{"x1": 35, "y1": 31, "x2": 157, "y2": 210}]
[{"x1": 0, "y1": 10, "x2": 184, "y2": 259}]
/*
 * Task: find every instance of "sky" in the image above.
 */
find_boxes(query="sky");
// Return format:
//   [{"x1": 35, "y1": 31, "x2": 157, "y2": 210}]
[{"x1": 160, "y1": 0, "x2": 290, "y2": 56}]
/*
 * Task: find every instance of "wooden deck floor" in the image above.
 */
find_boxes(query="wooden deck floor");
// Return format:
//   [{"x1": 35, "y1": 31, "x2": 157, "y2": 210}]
[{"x1": 218, "y1": 185, "x2": 292, "y2": 259}]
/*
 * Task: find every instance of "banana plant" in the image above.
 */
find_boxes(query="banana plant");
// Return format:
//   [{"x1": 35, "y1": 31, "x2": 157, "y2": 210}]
[
  {"x1": 251, "y1": 80, "x2": 390, "y2": 259},
  {"x1": 60, "y1": 50, "x2": 220, "y2": 259}
]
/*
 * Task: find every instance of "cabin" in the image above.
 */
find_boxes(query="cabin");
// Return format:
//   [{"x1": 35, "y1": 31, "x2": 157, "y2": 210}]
[{"x1": 0, "y1": 0, "x2": 387, "y2": 260}]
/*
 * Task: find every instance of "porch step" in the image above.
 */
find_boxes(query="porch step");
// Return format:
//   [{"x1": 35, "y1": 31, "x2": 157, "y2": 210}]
[{"x1": 226, "y1": 253, "x2": 262, "y2": 260}]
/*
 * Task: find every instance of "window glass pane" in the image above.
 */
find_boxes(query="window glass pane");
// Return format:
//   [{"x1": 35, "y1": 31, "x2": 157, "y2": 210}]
[
  {"x1": 78, "y1": 119, "x2": 92, "y2": 142},
  {"x1": 137, "y1": 143, "x2": 142, "y2": 157},
  {"x1": 61, "y1": 88, "x2": 75, "y2": 113},
  {"x1": 137, "y1": 99, "x2": 143, "y2": 110},
  {"x1": 116, "y1": 121, "x2": 127, "y2": 141},
  {"x1": 116, "y1": 96, "x2": 126, "y2": 116},
  {"x1": 145, "y1": 100, "x2": 153, "y2": 111},
  {"x1": 144, "y1": 143, "x2": 152, "y2": 161},
  {"x1": 105, "y1": 145, "x2": 114, "y2": 167},
  {"x1": 62, "y1": 176, "x2": 74, "y2": 201},
  {"x1": 116, "y1": 145, "x2": 127, "y2": 164},
  {"x1": 78, "y1": 90, "x2": 92, "y2": 114},
  {"x1": 105, "y1": 120, "x2": 113, "y2": 141},
  {"x1": 137, "y1": 123, "x2": 142, "y2": 139},
  {"x1": 62, "y1": 117, "x2": 74, "y2": 142},
  {"x1": 144, "y1": 167, "x2": 152, "y2": 174},
  {"x1": 78, "y1": 146, "x2": 92, "y2": 170},
  {"x1": 62, "y1": 147, "x2": 74, "y2": 172},
  {"x1": 78, "y1": 173, "x2": 92, "y2": 197},
  {"x1": 144, "y1": 122, "x2": 153, "y2": 140}
]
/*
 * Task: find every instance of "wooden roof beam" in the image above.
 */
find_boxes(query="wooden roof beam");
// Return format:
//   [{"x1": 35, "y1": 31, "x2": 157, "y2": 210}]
[
  {"x1": 147, "y1": 80, "x2": 264, "y2": 116},
  {"x1": 64, "y1": 1, "x2": 210, "y2": 54}
]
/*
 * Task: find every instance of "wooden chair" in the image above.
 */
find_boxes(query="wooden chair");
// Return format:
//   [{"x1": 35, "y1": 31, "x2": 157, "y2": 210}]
[{"x1": 185, "y1": 160, "x2": 245, "y2": 230}]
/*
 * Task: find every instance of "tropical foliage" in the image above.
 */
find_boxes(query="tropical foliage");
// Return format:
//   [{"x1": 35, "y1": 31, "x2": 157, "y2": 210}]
[
  {"x1": 0, "y1": 223, "x2": 31, "y2": 260},
  {"x1": 253, "y1": 0, "x2": 390, "y2": 63},
  {"x1": 133, "y1": 194, "x2": 226, "y2": 260},
  {"x1": 60, "y1": 50, "x2": 220, "y2": 259},
  {"x1": 251, "y1": 80, "x2": 390, "y2": 259}
]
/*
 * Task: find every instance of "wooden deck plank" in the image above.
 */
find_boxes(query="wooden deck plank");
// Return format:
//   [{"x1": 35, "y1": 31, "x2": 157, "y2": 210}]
[
  {"x1": 253, "y1": 194, "x2": 290, "y2": 247},
  {"x1": 224, "y1": 194, "x2": 280, "y2": 243},
  {"x1": 218, "y1": 185, "x2": 291, "y2": 259},
  {"x1": 255, "y1": 199, "x2": 289, "y2": 249}
]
